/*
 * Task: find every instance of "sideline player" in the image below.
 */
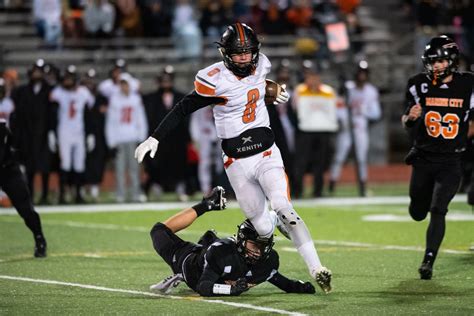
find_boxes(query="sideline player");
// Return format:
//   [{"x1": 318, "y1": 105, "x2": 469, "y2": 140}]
[
  {"x1": 402, "y1": 35, "x2": 474, "y2": 279},
  {"x1": 135, "y1": 23, "x2": 332, "y2": 292},
  {"x1": 0, "y1": 119, "x2": 47, "y2": 257},
  {"x1": 150, "y1": 187, "x2": 316, "y2": 296},
  {"x1": 329, "y1": 62, "x2": 381, "y2": 196},
  {"x1": 50, "y1": 65, "x2": 95, "y2": 204}
]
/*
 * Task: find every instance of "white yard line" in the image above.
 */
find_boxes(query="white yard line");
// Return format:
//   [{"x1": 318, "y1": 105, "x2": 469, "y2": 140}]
[
  {"x1": 0, "y1": 275, "x2": 306, "y2": 316},
  {"x1": 0, "y1": 195, "x2": 469, "y2": 215}
]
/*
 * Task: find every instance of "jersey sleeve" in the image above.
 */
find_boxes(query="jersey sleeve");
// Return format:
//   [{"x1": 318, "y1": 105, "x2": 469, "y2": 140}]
[
  {"x1": 404, "y1": 75, "x2": 419, "y2": 114},
  {"x1": 194, "y1": 66, "x2": 221, "y2": 97},
  {"x1": 259, "y1": 53, "x2": 272, "y2": 77},
  {"x1": 195, "y1": 243, "x2": 227, "y2": 296},
  {"x1": 49, "y1": 87, "x2": 60, "y2": 103}
]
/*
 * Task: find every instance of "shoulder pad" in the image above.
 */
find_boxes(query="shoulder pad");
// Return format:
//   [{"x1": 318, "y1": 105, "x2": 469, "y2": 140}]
[{"x1": 194, "y1": 63, "x2": 223, "y2": 97}]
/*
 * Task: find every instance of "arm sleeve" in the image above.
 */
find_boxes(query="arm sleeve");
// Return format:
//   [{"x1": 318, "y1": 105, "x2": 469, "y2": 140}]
[
  {"x1": 196, "y1": 250, "x2": 225, "y2": 297},
  {"x1": 267, "y1": 272, "x2": 305, "y2": 293},
  {"x1": 150, "y1": 91, "x2": 224, "y2": 141}
]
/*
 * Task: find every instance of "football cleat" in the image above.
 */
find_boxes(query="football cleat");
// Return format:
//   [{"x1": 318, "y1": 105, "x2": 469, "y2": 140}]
[
  {"x1": 202, "y1": 186, "x2": 227, "y2": 211},
  {"x1": 418, "y1": 262, "x2": 433, "y2": 280},
  {"x1": 314, "y1": 267, "x2": 332, "y2": 294},
  {"x1": 150, "y1": 273, "x2": 184, "y2": 294},
  {"x1": 34, "y1": 237, "x2": 47, "y2": 258}
]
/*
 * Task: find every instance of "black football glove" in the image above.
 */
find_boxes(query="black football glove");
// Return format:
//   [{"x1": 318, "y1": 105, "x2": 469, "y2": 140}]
[
  {"x1": 230, "y1": 277, "x2": 249, "y2": 295},
  {"x1": 202, "y1": 186, "x2": 227, "y2": 211},
  {"x1": 293, "y1": 280, "x2": 315, "y2": 294}
]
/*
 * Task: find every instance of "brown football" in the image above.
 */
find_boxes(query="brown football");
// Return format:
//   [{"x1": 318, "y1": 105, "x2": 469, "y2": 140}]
[{"x1": 264, "y1": 79, "x2": 281, "y2": 105}]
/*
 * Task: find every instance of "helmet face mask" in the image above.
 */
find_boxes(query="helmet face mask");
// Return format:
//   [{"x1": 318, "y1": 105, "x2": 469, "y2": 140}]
[
  {"x1": 422, "y1": 35, "x2": 459, "y2": 83},
  {"x1": 236, "y1": 220, "x2": 274, "y2": 265},
  {"x1": 217, "y1": 23, "x2": 261, "y2": 78}
]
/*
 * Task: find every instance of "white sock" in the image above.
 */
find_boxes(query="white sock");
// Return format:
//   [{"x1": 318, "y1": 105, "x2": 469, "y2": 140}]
[{"x1": 297, "y1": 241, "x2": 322, "y2": 275}]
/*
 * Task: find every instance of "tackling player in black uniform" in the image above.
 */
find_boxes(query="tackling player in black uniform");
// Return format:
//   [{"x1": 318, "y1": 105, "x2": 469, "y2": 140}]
[
  {"x1": 149, "y1": 187, "x2": 316, "y2": 296},
  {"x1": 0, "y1": 119, "x2": 47, "y2": 257},
  {"x1": 402, "y1": 35, "x2": 474, "y2": 280}
]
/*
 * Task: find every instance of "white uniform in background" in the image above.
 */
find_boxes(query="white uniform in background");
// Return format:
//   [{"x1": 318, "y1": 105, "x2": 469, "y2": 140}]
[
  {"x1": 105, "y1": 87, "x2": 148, "y2": 201},
  {"x1": 0, "y1": 97, "x2": 14, "y2": 127},
  {"x1": 190, "y1": 107, "x2": 222, "y2": 194},
  {"x1": 194, "y1": 53, "x2": 325, "y2": 276},
  {"x1": 105, "y1": 90, "x2": 148, "y2": 148},
  {"x1": 98, "y1": 73, "x2": 140, "y2": 100},
  {"x1": 330, "y1": 81, "x2": 381, "y2": 182},
  {"x1": 50, "y1": 86, "x2": 95, "y2": 172}
]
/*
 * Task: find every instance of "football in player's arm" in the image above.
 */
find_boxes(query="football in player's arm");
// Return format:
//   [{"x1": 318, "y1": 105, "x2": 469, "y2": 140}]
[
  {"x1": 401, "y1": 35, "x2": 474, "y2": 280},
  {"x1": 149, "y1": 187, "x2": 315, "y2": 296}
]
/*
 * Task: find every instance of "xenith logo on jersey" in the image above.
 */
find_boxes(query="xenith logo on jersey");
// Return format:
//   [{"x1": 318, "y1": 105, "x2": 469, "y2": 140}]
[
  {"x1": 426, "y1": 97, "x2": 464, "y2": 108},
  {"x1": 237, "y1": 136, "x2": 263, "y2": 153}
]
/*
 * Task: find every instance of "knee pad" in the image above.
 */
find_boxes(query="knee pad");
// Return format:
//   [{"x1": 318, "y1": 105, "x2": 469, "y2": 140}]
[
  {"x1": 409, "y1": 203, "x2": 429, "y2": 221},
  {"x1": 430, "y1": 206, "x2": 448, "y2": 216},
  {"x1": 276, "y1": 208, "x2": 303, "y2": 226},
  {"x1": 275, "y1": 208, "x2": 312, "y2": 248}
]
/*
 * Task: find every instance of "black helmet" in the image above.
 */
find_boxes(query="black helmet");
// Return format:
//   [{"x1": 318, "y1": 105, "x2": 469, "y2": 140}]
[
  {"x1": 216, "y1": 23, "x2": 261, "y2": 78},
  {"x1": 0, "y1": 78, "x2": 5, "y2": 97},
  {"x1": 421, "y1": 35, "x2": 459, "y2": 83},
  {"x1": 236, "y1": 219, "x2": 274, "y2": 265},
  {"x1": 62, "y1": 65, "x2": 78, "y2": 86}
]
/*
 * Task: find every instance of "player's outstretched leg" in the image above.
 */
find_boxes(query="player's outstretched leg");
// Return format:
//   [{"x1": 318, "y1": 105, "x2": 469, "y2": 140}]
[
  {"x1": 150, "y1": 273, "x2": 184, "y2": 294},
  {"x1": 261, "y1": 167, "x2": 332, "y2": 293}
]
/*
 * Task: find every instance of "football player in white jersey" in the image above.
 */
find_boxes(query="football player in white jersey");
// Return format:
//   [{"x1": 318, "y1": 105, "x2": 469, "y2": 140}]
[
  {"x1": 50, "y1": 65, "x2": 95, "y2": 203},
  {"x1": 329, "y1": 63, "x2": 381, "y2": 196},
  {"x1": 135, "y1": 23, "x2": 332, "y2": 293},
  {"x1": 0, "y1": 79, "x2": 14, "y2": 125}
]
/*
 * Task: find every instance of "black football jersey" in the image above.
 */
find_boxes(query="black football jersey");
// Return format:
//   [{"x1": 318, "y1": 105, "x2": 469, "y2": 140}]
[
  {"x1": 184, "y1": 237, "x2": 279, "y2": 291},
  {"x1": 405, "y1": 71, "x2": 474, "y2": 159}
]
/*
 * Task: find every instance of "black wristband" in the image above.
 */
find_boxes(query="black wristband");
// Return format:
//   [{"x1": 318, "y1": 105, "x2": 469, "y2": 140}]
[{"x1": 193, "y1": 202, "x2": 209, "y2": 217}]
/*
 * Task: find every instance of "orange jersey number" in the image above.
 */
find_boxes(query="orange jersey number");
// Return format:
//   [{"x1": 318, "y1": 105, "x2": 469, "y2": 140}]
[
  {"x1": 242, "y1": 89, "x2": 259, "y2": 124},
  {"x1": 425, "y1": 111, "x2": 459, "y2": 139},
  {"x1": 69, "y1": 101, "x2": 76, "y2": 119},
  {"x1": 121, "y1": 106, "x2": 133, "y2": 124}
]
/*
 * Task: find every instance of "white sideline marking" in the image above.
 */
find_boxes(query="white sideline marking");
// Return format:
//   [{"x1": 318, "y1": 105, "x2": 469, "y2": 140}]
[
  {"x1": 0, "y1": 275, "x2": 306, "y2": 316},
  {"x1": 0, "y1": 195, "x2": 469, "y2": 215},
  {"x1": 363, "y1": 213, "x2": 474, "y2": 222}
]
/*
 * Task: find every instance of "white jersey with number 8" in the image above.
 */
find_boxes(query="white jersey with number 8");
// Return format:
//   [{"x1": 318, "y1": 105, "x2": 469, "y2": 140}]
[{"x1": 194, "y1": 53, "x2": 271, "y2": 139}]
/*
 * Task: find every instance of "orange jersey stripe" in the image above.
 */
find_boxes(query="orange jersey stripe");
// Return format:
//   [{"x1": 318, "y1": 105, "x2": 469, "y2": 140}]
[
  {"x1": 236, "y1": 23, "x2": 245, "y2": 44},
  {"x1": 285, "y1": 172, "x2": 291, "y2": 201},
  {"x1": 194, "y1": 80, "x2": 216, "y2": 96}
]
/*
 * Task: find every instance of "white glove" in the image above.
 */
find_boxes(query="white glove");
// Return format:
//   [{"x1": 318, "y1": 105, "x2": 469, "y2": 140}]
[
  {"x1": 134, "y1": 136, "x2": 159, "y2": 163},
  {"x1": 274, "y1": 84, "x2": 290, "y2": 105},
  {"x1": 48, "y1": 131, "x2": 56, "y2": 152},
  {"x1": 86, "y1": 134, "x2": 95, "y2": 152}
]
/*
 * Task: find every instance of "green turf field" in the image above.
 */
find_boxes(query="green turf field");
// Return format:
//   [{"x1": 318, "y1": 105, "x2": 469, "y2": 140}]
[{"x1": 0, "y1": 200, "x2": 473, "y2": 315}]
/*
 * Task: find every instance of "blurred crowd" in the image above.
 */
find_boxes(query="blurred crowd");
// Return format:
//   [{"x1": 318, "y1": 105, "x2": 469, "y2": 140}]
[
  {"x1": 24, "y1": 0, "x2": 363, "y2": 58},
  {"x1": 402, "y1": 0, "x2": 474, "y2": 69}
]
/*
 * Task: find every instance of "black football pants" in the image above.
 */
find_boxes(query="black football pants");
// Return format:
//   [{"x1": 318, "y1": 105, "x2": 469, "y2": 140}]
[
  {"x1": 409, "y1": 160, "x2": 461, "y2": 220},
  {"x1": 0, "y1": 163, "x2": 44, "y2": 237}
]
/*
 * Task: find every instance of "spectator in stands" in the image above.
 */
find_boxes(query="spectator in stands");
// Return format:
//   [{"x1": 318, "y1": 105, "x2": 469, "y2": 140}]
[
  {"x1": 2, "y1": 68, "x2": 19, "y2": 97},
  {"x1": 83, "y1": 0, "x2": 116, "y2": 38},
  {"x1": 105, "y1": 74, "x2": 148, "y2": 203},
  {"x1": 286, "y1": 0, "x2": 313, "y2": 34},
  {"x1": 139, "y1": 0, "x2": 174, "y2": 38},
  {"x1": 199, "y1": 0, "x2": 232, "y2": 39},
  {"x1": 329, "y1": 61, "x2": 381, "y2": 197},
  {"x1": 142, "y1": 66, "x2": 189, "y2": 201},
  {"x1": 172, "y1": 0, "x2": 202, "y2": 60},
  {"x1": 116, "y1": 0, "x2": 142, "y2": 36},
  {"x1": 10, "y1": 60, "x2": 54, "y2": 204},
  {"x1": 292, "y1": 62, "x2": 338, "y2": 198},
  {"x1": 256, "y1": 0, "x2": 291, "y2": 35},
  {"x1": 82, "y1": 69, "x2": 109, "y2": 202},
  {"x1": 33, "y1": 0, "x2": 62, "y2": 47}
]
